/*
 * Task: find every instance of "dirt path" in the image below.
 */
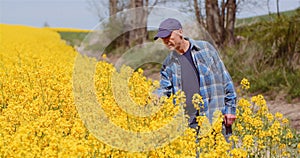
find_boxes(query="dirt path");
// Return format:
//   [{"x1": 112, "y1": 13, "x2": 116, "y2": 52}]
[{"x1": 268, "y1": 99, "x2": 300, "y2": 131}]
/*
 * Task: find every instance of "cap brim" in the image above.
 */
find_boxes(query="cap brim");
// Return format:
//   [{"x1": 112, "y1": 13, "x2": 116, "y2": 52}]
[{"x1": 153, "y1": 29, "x2": 172, "y2": 40}]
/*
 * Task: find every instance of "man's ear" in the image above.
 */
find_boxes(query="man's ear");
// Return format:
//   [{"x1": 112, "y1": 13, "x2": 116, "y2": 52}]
[{"x1": 177, "y1": 29, "x2": 183, "y2": 37}]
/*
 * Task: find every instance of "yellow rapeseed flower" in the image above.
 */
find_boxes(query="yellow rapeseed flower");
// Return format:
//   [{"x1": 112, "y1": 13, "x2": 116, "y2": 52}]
[
  {"x1": 266, "y1": 113, "x2": 274, "y2": 122},
  {"x1": 240, "y1": 78, "x2": 250, "y2": 90},
  {"x1": 282, "y1": 118, "x2": 289, "y2": 124},
  {"x1": 230, "y1": 148, "x2": 247, "y2": 158},
  {"x1": 242, "y1": 135, "x2": 254, "y2": 149},
  {"x1": 286, "y1": 130, "x2": 293, "y2": 139},
  {"x1": 275, "y1": 112, "x2": 283, "y2": 120}
]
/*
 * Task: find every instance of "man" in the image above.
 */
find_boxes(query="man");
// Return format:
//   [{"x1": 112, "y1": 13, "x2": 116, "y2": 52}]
[{"x1": 154, "y1": 18, "x2": 236, "y2": 137}]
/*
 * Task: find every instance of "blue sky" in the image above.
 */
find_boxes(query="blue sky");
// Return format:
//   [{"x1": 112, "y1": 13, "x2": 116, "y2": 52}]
[{"x1": 0, "y1": 0, "x2": 299, "y2": 30}]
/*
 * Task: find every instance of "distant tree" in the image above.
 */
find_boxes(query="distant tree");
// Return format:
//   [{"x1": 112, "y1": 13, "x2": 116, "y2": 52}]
[
  {"x1": 195, "y1": 0, "x2": 236, "y2": 46},
  {"x1": 193, "y1": 0, "x2": 204, "y2": 26},
  {"x1": 128, "y1": 0, "x2": 148, "y2": 45},
  {"x1": 87, "y1": 0, "x2": 163, "y2": 48},
  {"x1": 203, "y1": 0, "x2": 221, "y2": 46},
  {"x1": 192, "y1": 0, "x2": 265, "y2": 47},
  {"x1": 267, "y1": 0, "x2": 271, "y2": 14},
  {"x1": 276, "y1": 0, "x2": 280, "y2": 17},
  {"x1": 225, "y1": 0, "x2": 237, "y2": 46},
  {"x1": 191, "y1": 0, "x2": 236, "y2": 46},
  {"x1": 43, "y1": 21, "x2": 50, "y2": 28}
]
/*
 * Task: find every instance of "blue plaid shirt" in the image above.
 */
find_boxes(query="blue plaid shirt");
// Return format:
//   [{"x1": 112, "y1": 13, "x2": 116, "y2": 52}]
[{"x1": 156, "y1": 38, "x2": 236, "y2": 120}]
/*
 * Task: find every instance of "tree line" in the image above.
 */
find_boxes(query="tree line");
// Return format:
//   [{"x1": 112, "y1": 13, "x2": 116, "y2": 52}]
[{"x1": 87, "y1": 0, "x2": 283, "y2": 48}]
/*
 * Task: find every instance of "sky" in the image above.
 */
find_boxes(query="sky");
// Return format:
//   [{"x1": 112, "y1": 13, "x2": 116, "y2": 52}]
[{"x1": 0, "y1": 0, "x2": 299, "y2": 30}]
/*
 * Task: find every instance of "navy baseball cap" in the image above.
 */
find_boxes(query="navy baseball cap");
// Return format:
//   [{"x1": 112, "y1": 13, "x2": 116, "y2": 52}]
[{"x1": 154, "y1": 18, "x2": 182, "y2": 40}]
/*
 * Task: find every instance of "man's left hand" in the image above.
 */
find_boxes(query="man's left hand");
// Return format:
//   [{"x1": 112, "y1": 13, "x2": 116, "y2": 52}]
[{"x1": 224, "y1": 114, "x2": 236, "y2": 127}]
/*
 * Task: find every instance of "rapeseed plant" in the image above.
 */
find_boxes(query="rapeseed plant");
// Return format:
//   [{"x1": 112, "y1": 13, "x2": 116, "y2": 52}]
[{"x1": 0, "y1": 24, "x2": 299, "y2": 157}]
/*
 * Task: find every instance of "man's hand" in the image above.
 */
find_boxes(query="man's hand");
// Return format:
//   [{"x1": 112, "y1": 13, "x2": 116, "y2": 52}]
[{"x1": 223, "y1": 114, "x2": 236, "y2": 127}]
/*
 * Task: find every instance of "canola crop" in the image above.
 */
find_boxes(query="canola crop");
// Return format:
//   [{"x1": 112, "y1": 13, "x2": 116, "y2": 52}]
[{"x1": 0, "y1": 24, "x2": 299, "y2": 157}]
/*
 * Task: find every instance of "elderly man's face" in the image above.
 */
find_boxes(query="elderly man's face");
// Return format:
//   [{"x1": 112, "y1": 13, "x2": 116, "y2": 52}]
[{"x1": 161, "y1": 30, "x2": 182, "y2": 51}]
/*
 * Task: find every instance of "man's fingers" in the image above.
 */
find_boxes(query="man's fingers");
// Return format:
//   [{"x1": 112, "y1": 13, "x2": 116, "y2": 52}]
[{"x1": 224, "y1": 114, "x2": 236, "y2": 126}]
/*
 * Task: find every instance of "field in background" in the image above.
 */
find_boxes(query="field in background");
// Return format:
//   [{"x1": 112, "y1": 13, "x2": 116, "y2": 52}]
[{"x1": 235, "y1": 9, "x2": 298, "y2": 27}]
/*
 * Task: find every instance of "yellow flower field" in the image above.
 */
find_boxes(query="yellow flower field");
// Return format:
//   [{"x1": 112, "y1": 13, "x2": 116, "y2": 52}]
[
  {"x1": 49, "y1": 27, "x2": 91, "y2": 33},
  {"x1": 0, "y1": 24, "x2": 299, "y2": 157}
]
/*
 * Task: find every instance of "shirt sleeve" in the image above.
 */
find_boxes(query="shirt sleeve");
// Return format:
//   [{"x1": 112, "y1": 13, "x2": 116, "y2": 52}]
[
  {"x1": 207, "y1": 42, "x2": 237, "y2": 115},
  {"x1": 153, "y1": 64, "x2": 173, "y2": 98},
  {"x1": 222, "y1": 73, "x2": 237, "y2": 115}
]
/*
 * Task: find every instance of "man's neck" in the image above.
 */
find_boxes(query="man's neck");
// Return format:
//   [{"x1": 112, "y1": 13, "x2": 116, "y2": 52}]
[{"x1": 176, "y1": 39, "x2": 190, "y2": 54}]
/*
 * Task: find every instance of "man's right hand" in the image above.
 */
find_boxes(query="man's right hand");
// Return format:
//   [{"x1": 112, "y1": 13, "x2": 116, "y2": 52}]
[{"x1": 223, "y1": 114, "x2": 236, "y2": 127}]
